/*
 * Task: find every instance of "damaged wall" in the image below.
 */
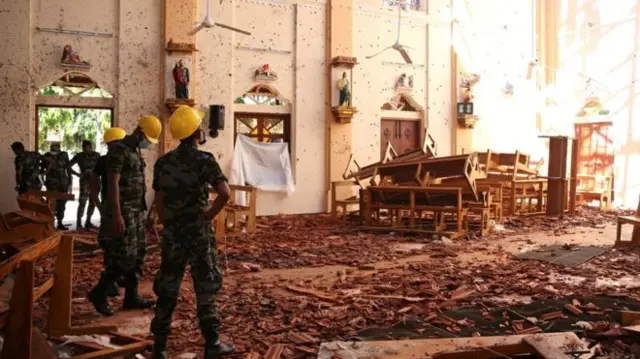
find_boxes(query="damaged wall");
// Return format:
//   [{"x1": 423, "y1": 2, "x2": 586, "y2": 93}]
[
  {"x1": 555, "y1": 0, "x2": 640, "y2": 208},
  {"x1": 0, "y1": 0, "x2": 456, "y2": 215},
  {"x1": 0, "y1": 0, "x2": 162, "y2": 213},
  {"x1": 451, "y1": 0, "x2": 544, "y2": 159}
]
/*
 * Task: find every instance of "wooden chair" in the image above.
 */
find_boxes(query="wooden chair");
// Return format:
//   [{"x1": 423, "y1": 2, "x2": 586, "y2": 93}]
[
  {"x1": 576, "y1": 174, "x2": 612, "y2": 210},
  {"x1": 331, "y1": 180, "x2": 360, "y2": 218},
  {"x1": 616, "y1": 195, "x2": 640, "y2": 246},
  {"x1": 211, "y1": 185, "x2": 257, "y2": 235}
]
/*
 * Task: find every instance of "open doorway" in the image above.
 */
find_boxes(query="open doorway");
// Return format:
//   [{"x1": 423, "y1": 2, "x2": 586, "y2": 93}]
[{"x1": 35, "y1": 72, "x2": 115, "y2": 229}]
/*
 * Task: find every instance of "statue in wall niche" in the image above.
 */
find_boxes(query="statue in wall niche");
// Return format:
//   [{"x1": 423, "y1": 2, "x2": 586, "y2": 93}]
[
  {"x1": 396, "y1": 73, "x2": 414, "y2": 90},
  {"x1": 337, "y1": 72, "x2": 351, "y2": 107},
  {"x1": 254, "y1": 64, "x2": 277, "y2": 81},
  {"x1": 460, "y1": 72, "x2": 480, "y2": 103},
  {"x1": 60, "y1": 45, "x2": 90, "y2": 66},
  {"x1": 172, "y1": 59, "x2": 190, "y2": 99}
]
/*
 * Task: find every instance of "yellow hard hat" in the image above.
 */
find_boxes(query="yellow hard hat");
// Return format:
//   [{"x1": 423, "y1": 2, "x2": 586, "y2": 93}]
[
  {"x1": 103, "y1": 127, "x2": 127, "y2": 144},
  {"x1": 138, "y1": 115, "x2": 162, "y2": 144},
  {"x1": 169, "y1": 105, "x2": 205, "y2": 140}
]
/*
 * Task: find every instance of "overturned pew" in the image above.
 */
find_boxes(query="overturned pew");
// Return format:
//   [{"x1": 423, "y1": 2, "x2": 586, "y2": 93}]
[{"x1": 343, "y1": 131, "x2": 437, "y2": 186}]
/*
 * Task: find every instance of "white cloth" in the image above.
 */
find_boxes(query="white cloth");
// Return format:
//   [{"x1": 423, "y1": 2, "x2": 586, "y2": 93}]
[{"x1": 229, "y1": 134, "x2": 295, "y2": 206}]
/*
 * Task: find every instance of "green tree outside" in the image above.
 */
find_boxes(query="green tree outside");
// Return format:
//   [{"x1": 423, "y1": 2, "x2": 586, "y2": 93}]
[{"x1": 38, "y1": 86, "x2": 113, "y2": 156}]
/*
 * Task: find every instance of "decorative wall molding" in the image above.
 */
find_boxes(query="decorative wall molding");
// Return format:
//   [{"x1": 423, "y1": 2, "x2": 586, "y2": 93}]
[
  {"x1": 234, "y1": 103, "x2": 292, "y2": 114},
  {"x1": 382, "y1": 61, "x2": 425, "y2": 68},
  {"x1": 237, "y1": 46, "x2": 292, "y2": 55}
]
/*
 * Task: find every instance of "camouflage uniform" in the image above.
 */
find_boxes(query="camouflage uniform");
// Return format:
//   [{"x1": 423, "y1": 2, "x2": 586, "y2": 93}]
[
  {"x1": 150, "y1": 142, "x2": 227, "y2": 340},
  {"x1": 99, "y1": 138, "x2": 148, "y2": 288},
  {"x1": 14, "y1": 151, "x2": 44, "y2": 194},
  {"x1": 71, "y1": 151, "x2": 101, "y2": 225},
  {"x1": 44, "y1": 151, "x2": 71, "y2": 222}
]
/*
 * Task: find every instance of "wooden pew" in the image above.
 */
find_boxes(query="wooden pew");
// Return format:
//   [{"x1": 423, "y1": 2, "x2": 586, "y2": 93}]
[
  {"x1": 361, "y1": 186, "x2": 467, "y2": 240},
  {"x1": 576, "y1": 174, "x2": 612, "y2": 210},
  {"x1": 477, "y1": 150, "x2": 547, "y2": 216}
]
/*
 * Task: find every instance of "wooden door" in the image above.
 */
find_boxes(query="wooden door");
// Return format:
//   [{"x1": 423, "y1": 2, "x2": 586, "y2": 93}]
[{"x1": 381, "y1": 119, "x2": 420, "y2": 159}]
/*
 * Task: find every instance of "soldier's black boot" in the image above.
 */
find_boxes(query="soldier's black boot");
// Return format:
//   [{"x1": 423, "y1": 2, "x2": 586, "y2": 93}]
[
  {"x1": 122, "y1": 285, "x2": 155, "y2": 310},
  {"x1": 105, "y1": 283, "x2": 119, "y2": 298},
  {"x1": 57, "y1": 221, "x2": 68, "y2": 231},
  {"x1": 204, "y1": 337, "x2": 236, "y2": 358},
  {"x1": 88, "y1": 276, "x2": 114, "y2": 316},
  {"x1": 151, "y1": 335, "x2": 168, "y2": 359},
  {"x1": 85, "y1": 221, "x2": 95, "y2": 230}
]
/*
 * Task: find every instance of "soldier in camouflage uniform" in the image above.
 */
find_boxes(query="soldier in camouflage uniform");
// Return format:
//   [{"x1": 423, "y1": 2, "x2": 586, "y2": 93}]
[
  {"x1": 69, "y1": 140, "x2": 101, "y2": 230},
  {"x1": 11, "y1": 141, "x2": 44, "y2": 195},
  {"x1": 44, "y1": 142, "x2": 72, "y2": 230},
  {"x1": 88, "y1": 116, "x2": 162, "y2": 316},
  {"x1": 150, "y1": 105, "x2": 234, "y2": 359}
]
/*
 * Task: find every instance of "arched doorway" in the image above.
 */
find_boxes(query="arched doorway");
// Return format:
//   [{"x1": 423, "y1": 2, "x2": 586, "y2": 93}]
[{"x1": 35, "y1": 72, "x2": 115, "y2": 228}]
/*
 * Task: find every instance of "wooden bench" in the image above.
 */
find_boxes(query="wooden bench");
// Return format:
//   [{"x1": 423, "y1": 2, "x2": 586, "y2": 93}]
[
  {"x1": 616, "y1": 196, "x2": 640, "y2": 246},
  {"x1": 576, "y1": 174, "x2": 612, "y2": 210},
  {"x1": 331, "y1": 180, "x2": 360, "y2": 218},
  {"x1": 361, "y1": 186, "x2": 468, "y2": 239}
]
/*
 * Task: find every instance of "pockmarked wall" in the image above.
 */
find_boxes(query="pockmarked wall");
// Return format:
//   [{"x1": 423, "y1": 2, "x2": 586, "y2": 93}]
[
  {"x1": 451, "y1": 0, "x2": 545, "y2": 160},
  {"x1": 0, "y1": 0, "x2": 456, "y2": 216},
  {"x1": 0, "y1": 0, "x2": 162, "y2": 213},
  {"x1": 555, "y1": 0, "x2": 640, "y2": 208}
]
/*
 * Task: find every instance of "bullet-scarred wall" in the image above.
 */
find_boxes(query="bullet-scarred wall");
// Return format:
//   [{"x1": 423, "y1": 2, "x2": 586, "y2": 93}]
[{"x1": 0, "y1": 0, "x2": 455, "y2": 215}]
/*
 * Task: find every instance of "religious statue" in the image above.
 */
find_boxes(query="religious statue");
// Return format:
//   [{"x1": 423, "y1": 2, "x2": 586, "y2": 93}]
[
  {"x1": 254, "y1": 64, "x2": 277, "y2": 80},
  {"x1": 60, "y1": 45, "x2": 90, "y2": 66},
  {"x1": 460, "y1": 73, "x2": 480, "y2": 103},
  {"x1": 396, "y1": 73, "x2": 414, "y2": 90},
  {"x1": 337, "y1": 72, "x2": 350, "y2": 107},
  {"x1": 172, "y1": 60, "x2": 190, "y2": 99}
]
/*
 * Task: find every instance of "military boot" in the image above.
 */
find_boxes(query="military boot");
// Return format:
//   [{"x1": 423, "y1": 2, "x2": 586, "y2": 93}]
[
  {"x1": 57, "y1": 221, "x2": 68, "y2": 231},
  {"x1": 76, "y1": 217, "x2": 84, "y2": 230},
  {"x1": 122, "y1": 285, "x2": 155, "y2": 310},
  {"x1": 151, "y1": 334, "x2": 168, "y2": 359},
  {"x1": 85, "y1": 221, "x2": 95, "y2": 230},
  {"x1": 105, "y1": 283, "x2": 119, "y2": 298},
  {"x1": 88, "y1": 276, "x2": 114, "y2": 316},
  {"x1": 204, "y1": 338, "x2": 236, "y2": 358}
]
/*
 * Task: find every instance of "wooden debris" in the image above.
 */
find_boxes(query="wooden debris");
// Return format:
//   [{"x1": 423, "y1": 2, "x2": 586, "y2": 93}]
[
  {"x1": 285, "y1": 285, "x2": 337, "y2": 302},
  {"x1": 565, "y1": 304, "x2": 584, "y2": 316},
  {"x1": 264, "y1": 344, "x2": 285, "y2": 359},
  {"x1": 541, "y1": 311, "x2": 566, "y2": 321},
  {"x1": 515, "y1": 326, "x2": 543, "y2": 335}
]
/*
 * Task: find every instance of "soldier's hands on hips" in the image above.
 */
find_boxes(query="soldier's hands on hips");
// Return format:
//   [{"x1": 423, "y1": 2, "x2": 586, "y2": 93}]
[{"x1": 113, "y1": 215, "x2": 125, "y2": 236}]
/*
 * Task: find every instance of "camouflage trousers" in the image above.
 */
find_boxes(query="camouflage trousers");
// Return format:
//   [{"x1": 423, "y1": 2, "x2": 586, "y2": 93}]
[
  {"x1": 99, "y1": 210, "x2": 147, "y2": 287},
  {"x1": 45, "y1": 182, "x2": 68, "y2": 222},
  {"x1": 77, "y1": 179, "x2": 95, "y2": 223},
  {"x1": 150, "y1": 219, "x2": 223, "y2": 338},
  {"x1": 18, "y1": 179, "x2": 42, "y2": 195}
]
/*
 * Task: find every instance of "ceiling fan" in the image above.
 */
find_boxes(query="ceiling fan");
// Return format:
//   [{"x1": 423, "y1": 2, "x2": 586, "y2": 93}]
[
  {"x1": 188, "y1": 0, "x2": 251, "y2": 36},
  {"x1": 366, "y1": 5, "x2": 415, "y2": 64}
]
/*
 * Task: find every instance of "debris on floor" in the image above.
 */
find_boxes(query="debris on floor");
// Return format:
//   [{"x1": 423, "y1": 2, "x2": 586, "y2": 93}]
[{"x1": 7, "y1": 207, "x2": 638, "y2": 357}]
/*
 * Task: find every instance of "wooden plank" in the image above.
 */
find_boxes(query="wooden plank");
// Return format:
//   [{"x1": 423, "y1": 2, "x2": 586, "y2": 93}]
[
  {"x1": 68, "y1": 341, "x2": 150, "y2": 359},
  {"x1": 523, "y1": 335, "x2": 571, "y2": 359},
  {"x1": 1, "y1": 260, "x2": 35, "y2": 359},
  {"x1": 286, "y1": 285, "x2": 336, "y2": 302},
  {"x1": 34, "y1": 277, "x2": 55, "y2": 301},
  {"x1": 31, "y1": 328, "x2": 57, "y2": 359},
  {"x1": 264, "y1": 344, "x2": 285, "y2": 359},
  {"x1": 0, "y1": 233, "x2": 62, "y2": 279},
  {"x1": 0, "y1": 222, "x2": 52, "y2": 244},
  {"x1": 318, "y1": 333, "x2": 588, "y2": 359},
  {"x1": 621, "y1": 311, "x2": 640, "y2": 326}
]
